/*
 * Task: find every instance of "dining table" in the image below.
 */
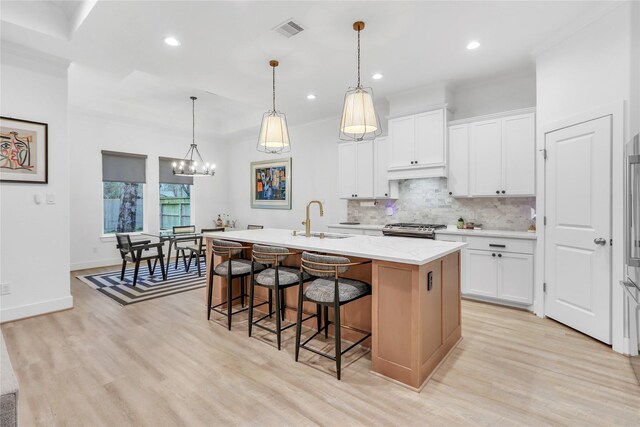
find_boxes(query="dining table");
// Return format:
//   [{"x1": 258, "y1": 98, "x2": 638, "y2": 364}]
[{"x1": 143, "y1": 230, "x2": 201, "y2": 276}]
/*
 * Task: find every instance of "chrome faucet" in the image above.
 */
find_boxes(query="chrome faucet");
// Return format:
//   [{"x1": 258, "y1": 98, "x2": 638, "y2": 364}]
[{"x1": 302, "y1": 200, "x2": 324, "y2": 237}]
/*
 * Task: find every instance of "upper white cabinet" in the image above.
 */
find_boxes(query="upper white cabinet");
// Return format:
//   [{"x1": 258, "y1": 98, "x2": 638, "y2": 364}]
[
  {"x1": 471, "y1": 119, "x2": 503, "y2": 196},
  {"x1": 338, "y1": 139, "x2": 395, "y2": 200},
  {"x1": 374, "y1": 138, "x2": 399, "y2": 199},
  {"x1": 447, "y1": 124, "x2": 469, "y2": 197},
  {"x1": 448, "y1": 109, "x2": 535, "y2": 198},
  {"x1": 388, "y1": 108, "x2": 447, "y2": 180},
  {"x1": 502, "y1": 114, "x2": 536, "y2": 195}
]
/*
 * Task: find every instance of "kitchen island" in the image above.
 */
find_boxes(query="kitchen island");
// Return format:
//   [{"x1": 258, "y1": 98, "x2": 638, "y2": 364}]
[{"x1": 204, "y1": 228, "x2": 466, "y2": 391}]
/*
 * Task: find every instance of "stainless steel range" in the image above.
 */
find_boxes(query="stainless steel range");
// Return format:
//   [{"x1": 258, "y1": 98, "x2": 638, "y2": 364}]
[{"x1": 382, "y1": 223, "x2": 446, "y2": 239}]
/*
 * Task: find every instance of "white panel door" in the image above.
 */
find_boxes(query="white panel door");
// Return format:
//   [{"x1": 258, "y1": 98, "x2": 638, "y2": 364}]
[
  {"x1": 503, "y1": 113, "x2": 535, "y2": 196},
  {"x1": 356, "y1": 140, "x2": 374, "y2": 198},
  {"x1": 415, "y1": 109, "x2": 445, "y2": 166},
  {"x1": 466, "y1": 249, "x2": 498, "y2": 297},
  {"x1": 374, "y1": 138, "x2": 391, "y2": 198},
  {"x1": 470, "y1": 119, "x2": 502, "y2": 196},
  {"x1": 499, "y1": 252, "x2": 533, "y2": 304},
  {"x1": 448, "y1": 124, "x2": 469, "y2": 197},
  {"x1": 338, "y1": 142, "x2": 357, "y2": 199},
  {"x1": 545, "y1": 116, "x2": 611, "y2": 344},
  {"x1": 389, "y1": 116, "x2": 415, "y2": 168}
]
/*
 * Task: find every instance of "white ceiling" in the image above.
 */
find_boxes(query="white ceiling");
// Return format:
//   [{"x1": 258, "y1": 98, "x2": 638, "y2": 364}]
[{"x1": 1, "y1": 0, "x2": 608, "y2": 140}]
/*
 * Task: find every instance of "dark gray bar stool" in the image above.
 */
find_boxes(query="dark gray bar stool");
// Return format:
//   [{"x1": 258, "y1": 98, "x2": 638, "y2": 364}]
[
  {"x1": 208, "y1": 239, "x2": 265, "y2": 330},
  {"x1": 295, "y1": 252, "x2": 372, "y2": 380},
  {"x1": 248, "y1": 245, "x2": 314, "y2": 350}
]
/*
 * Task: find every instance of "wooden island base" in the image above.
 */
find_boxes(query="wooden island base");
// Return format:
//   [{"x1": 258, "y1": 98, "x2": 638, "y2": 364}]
[{"x1": 205, "y1": 237, "x2": 461, "y2": 391}]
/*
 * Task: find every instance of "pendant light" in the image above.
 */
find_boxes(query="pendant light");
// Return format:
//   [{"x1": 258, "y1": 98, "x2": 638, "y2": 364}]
[
  {"x1": 257, "y1": 60, "x2": 291, "y2": 154},
  {"x1": 173, "y1": 96, "x2": 215, "y2": 177},
  {"x1": 339, "y1": 21, "x2": 382, "y2": 142}
]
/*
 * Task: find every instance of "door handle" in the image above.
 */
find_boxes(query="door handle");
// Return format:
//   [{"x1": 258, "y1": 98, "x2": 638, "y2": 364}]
[{"x1": 594, "y1": 238, "x2": 607, "y2": 246}]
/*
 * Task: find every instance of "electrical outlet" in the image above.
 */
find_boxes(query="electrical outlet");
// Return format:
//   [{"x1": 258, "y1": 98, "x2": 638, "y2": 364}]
[{"x1": 1, "y1": 284, "x2": 11, "y2": 296}]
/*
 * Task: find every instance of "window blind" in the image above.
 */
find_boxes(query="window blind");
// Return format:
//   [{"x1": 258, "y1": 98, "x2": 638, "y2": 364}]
[
  {"x1": 159, "y1": 157, "x2": 194, "y2": 185},
  {"x1": 101, "y1": 151, "x2": 147, "y2": 183}
]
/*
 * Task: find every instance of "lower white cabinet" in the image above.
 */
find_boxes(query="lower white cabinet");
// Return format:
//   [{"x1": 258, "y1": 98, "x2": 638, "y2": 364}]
[{"x1": 436, "y1": 233, "x2": 535, "y2": 306}]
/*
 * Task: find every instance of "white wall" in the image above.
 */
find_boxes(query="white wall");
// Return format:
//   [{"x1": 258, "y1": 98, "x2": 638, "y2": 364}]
[
  {"x1": 535, "y1": 2, "x2": 632, "y2": 353},
  {"x1": 452, "y1": 70, "x2": 536, "y2": 120},
  {"x1": 0, "y1": 43, "x2": 73, "y2": 322},
  {"x1": 69, "y1": 112, "x2": 229, "y2": 270},
  {"x1": 226, "y1": 117, "x2": 347, "y2": 231}
]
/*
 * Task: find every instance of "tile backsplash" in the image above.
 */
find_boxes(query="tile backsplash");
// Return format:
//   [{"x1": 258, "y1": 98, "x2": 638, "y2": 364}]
[{"x1": 347, "y1": 178, "x2": 536, "y2": 231}]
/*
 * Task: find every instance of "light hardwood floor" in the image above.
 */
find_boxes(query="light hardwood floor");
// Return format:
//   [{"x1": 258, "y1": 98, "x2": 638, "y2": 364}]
[{"x1": 2, "y1": 266, "x2": 639, "y2": 426}]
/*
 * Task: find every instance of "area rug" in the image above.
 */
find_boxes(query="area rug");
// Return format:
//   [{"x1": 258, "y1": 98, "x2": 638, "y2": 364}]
[{"x1": 77, "y1": 260, "x2": 206, "y2": 306}]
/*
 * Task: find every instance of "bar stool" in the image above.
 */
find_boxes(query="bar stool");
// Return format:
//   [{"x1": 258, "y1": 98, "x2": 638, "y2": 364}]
[
  {"x1": 295, "y1": 252, "x2": 372, "y2": 380},
  {"x1": 248, "y1": 245, "x2": 315, "y2": 350},
  {"x1": 208, "y1": 239, "x2": 265, "y2": 330}
]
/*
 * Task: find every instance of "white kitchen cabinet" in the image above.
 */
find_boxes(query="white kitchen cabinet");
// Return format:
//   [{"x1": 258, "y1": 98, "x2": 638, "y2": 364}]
[
  {"x1": 388, "y1": 116, "x2": 415, "y2": 169},
  {"x1": 470, "y1": 119, "x2": 503, "y2": 196},
  {"x1": 356, "y1": 141, "x2": 374, "y2": 198},
  {"x1": 435, "y1": 231, "x2": 535, "y2": 307},
  {"x1": 374, "y1": 138, "x2": 399, "y2": 199},
  {"x1": 338, "y1": 142, "x2": 357, "y2": 199},
  {"x1": 502, "y1": 113, "x2": 535, "y2": 196},
  {"x1": 415, "y1": 109, "x2": 445, "y2": 166},
  {"x1": 448, "y1": 109, "x2": 536, "y2": 198},
  {"x1": 466, "y1": 249, "x2": 499, "y2": 297},
  {"x1": 447, "y1": 124, "x2": 469, "y2": 197},
  {"x1": 499, "y1": 252, "x2": 534, "y2": 304},
  {"x1": 337, "y1": 140, "x2": 378, "y2": 199},
  {"x1": 388, "y1": 108, "x2": 447, "y2": 180}
]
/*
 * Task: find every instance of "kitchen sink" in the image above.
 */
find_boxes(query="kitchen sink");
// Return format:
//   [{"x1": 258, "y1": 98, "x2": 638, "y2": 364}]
[{"x1": 294, "y1": 232, "x2": 351, "y2": 239}]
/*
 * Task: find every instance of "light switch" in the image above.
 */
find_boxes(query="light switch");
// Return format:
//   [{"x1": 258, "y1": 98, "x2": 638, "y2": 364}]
[
  {"x1": 34, "y1": 194, "x2": 42, "y2": 205},
  {"x1": 46, "y1": 194, "x2": 56, "y2": 205}
]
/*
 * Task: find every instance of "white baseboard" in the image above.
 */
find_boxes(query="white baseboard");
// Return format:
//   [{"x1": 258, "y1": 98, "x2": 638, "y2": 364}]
[
  {"x1": 70, "y1": 258, "x2": 122, "y2": 271},
  {"x1": 0, "y1": 295, "x2": 74, "y2": 323}
]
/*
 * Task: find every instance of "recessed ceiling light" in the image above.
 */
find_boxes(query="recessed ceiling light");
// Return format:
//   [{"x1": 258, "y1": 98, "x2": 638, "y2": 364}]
[
  {"x1": 467, "y1": 40, "x2": 480, "y2": 50},
  {"x1": 164, "y1": 36, "x2": 181, "y2": 47},
  {"x1": 306, "y1": 94, "x2": 316, "y2": 100},
  {"x1": 372, "y1": 73, "x2": 383, "y2": 80}
]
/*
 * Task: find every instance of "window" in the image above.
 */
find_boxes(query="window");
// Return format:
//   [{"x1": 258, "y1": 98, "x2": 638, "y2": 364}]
[
  {"x1": 103, "y1": 182, "x2": 144, "y2": 233},
  {"x1": 102, "y1": 151, "x2": 147, "y2": 234},
  {"x1": 159, "y1": 157, "x2": 194, "y2": 230},
  {"x1": 159, "y1": 183, "x2": 191, "y2": 229}
]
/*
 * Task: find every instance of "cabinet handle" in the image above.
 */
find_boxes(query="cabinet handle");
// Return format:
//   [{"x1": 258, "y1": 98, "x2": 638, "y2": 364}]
[
  {"x1": 489, "y1": 244, "x2": 506, "y2": 248},
  {"x1": 498, "y1": 254, "x2": 502, "y2": 258},
  {"x1": 496, "y1": 190, "x2": 500, "y2": 194},
  {"x1": 501, "y1": 190, "x2": 506, "y2": 194},
  {"x1": 492, "y1": 253, "x2": 496, "y2": 257},
  {"x1": 427, "y1": 271, "x2": 433, "y2": 291},
  {"x1": 384, "y1": 193, "x2": 388, "y2": 197},
  {"x1": 355, "y1": 194, "x2": 358, "y2": 197}
]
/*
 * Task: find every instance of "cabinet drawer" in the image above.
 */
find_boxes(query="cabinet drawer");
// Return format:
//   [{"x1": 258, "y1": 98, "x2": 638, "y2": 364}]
[{"x1": 465, "y1": 236, "x2": 534, "y2": 254}]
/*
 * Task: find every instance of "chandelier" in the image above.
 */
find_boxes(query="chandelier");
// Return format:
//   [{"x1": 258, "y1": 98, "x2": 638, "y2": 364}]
[
  {"x1": 257, "y1": 60, "x2": 291, "y2": 154},
  {"x1": 339, "y1": 21, "x2": 382, "y2": 142},
  {"x1": 173, "y1": 96, "x2": 215, "y2": 177}
]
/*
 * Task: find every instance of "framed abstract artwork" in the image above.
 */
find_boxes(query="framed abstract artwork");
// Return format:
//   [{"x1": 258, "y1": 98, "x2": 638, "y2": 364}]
[
  {"x1": 250, "y1": 157, "x2": 292, "y2": 209},
  {"x1": 0, "y1": 116, "x2": 48, "y2": 184}
]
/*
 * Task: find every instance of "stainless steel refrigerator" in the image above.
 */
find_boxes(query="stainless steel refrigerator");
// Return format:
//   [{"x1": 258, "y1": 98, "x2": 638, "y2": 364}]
[{"x1": 622, "y1": 133, "x2": 640, "y2": 383}]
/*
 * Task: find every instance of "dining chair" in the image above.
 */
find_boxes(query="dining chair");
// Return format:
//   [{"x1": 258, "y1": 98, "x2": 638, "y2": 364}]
[
  {"x1": 185, "y1": 228, "x2": 224, "y2": 276},
  {"x1": 115, "y1": 233, "x2": 167, "y2": 286},
  {"x1": 173, "y1": 225, "x2": 197, "y2": 269}
]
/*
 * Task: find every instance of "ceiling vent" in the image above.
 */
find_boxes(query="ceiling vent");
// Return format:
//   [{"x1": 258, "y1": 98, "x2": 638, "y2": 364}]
[{"x1": 273, "y1": 19, "x2": 304, "y2": 38}]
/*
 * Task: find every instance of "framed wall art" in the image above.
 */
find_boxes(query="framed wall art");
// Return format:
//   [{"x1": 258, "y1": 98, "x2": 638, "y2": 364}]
[
  {"x1": 0, "y1": 116, "x2": 48, "y2": 184},
  {"x1": 250, "y1": 157, "x2": 291, "y2": 209}
]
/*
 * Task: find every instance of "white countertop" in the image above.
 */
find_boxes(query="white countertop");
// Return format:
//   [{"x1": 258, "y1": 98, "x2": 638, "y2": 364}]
[
  {"x1": 327, "y1": 223, "x2": 385, "y2": 231},
  {"x1": 203, "y1": 228, "x2": 466, "y2": 265},
  {"x1": 328, "y1": 223, "x2": 536, "y2": 240},
  {"x1": 435, "y1": 226, "x2": 537, "y2": 240}
]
